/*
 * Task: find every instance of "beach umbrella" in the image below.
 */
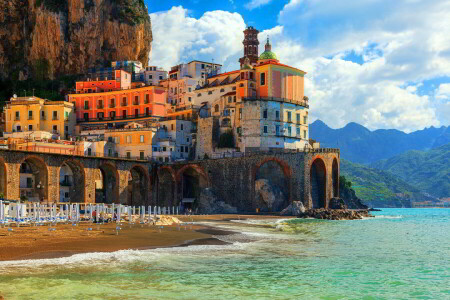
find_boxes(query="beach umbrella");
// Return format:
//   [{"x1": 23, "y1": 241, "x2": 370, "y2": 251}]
[
  {"x1": 132, "y1": 206, "x2": 136, "y2": 216},
  {"x1": 117, "y1": 204, "x2": 121, "y2": 224},
  {"x1": 154, "y1": 206, "x2": 157, "y2": 217},
  {"x1": 0, "y1": 200, "x2": 4, "y2": 224},
  {"x1": 158, "y1": 206, "x2": 161, "y2": 215},
  {"x1": 176, "y1": 207, "x2": 179, "y2": 215},
  {"x1": 128, "y1": 206, "x2": 132, "y2": 225},
  {"x1": 141, "y1": 206, "x2": 145, "y2": 224},
  {"x1": 89, "y1": 204, "x2": 92, "y2": 221}
]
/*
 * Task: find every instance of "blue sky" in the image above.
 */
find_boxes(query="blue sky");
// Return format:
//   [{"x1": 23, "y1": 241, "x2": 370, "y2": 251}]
[{"x1": 145, "y1": 0, "x2": 450, "y2": 132}]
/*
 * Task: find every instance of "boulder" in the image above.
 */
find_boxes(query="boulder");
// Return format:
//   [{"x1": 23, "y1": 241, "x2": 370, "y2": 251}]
[
  {"x1": 298, "y1": 208, "x2": 373, "y2": 220},
  {"x1": 198, "y1": 188, "x2": 237, "y2": 214},
  {"x1": 280, "y1": 201, "x2": 306, "y2": 216},
  {"x1": 255, "y1": 179, "x2": 285, "y2": 212}
]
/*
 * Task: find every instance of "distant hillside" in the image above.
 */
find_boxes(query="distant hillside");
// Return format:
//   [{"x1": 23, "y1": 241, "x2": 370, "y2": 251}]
[
  {"x1": 340, "y1": 159, "x2": 436, "y2": 208},
  {"x1": 310, "y1": 120, "x2": 450, "y2": 164},
  {"x1": 371, "y1": 143, "x2": 450, "y2": 198}
]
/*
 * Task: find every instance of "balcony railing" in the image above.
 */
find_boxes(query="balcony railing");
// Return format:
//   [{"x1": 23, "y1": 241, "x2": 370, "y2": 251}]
[
  {"x1": 60, "y1": 180, "x2": 72, "y2": 187},
  {"x1": 121, "y1": 102, "x2": 128, "y2": 106},
  {"x1": 84, "y1": 106, "x2": 90, "y2": 110},
  {"x1": 109, "y1": 104, "x2": 116, "y2": 108},
  {"x1": 15, "y1": 116, "x2": 20, "y2": 121},
  {"x1": 133, "y1": 101, "x2": 139, "y2": 105},
  {"x1": 41, "y1": 115, "x2": 46, "y2": 120},
  {"x1": 97, "y1": 105, "x2": 104, "y2": 109},
  {"x1": 77, "y1": 113, "x2": 161, "y2": 123},
  {"x1": 52, "y1": 116, "x2": 59, "y2": 120},
  {"x1": 28, "y1": 116, "x2": 34, "y2": 120},
  {"x1": 242, "y1": 96, "x2": 309, "y2": 108}
]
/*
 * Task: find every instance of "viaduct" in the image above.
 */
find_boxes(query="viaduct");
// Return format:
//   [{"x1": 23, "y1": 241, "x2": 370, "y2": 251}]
[{"x1": 0, "y1": 148, "x2": 340, "y2": 212}]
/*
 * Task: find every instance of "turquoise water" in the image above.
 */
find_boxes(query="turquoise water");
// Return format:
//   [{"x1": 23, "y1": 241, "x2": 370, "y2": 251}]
[{"x1": 0, "y1": 209, "x2": 449, "y2": 299}]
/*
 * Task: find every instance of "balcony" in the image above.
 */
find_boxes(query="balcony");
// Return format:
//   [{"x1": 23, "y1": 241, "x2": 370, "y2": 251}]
[
  {"x1": 41, "y1": 115, "x2": 46, "y2": 120},
  {"x1": 60, "y1": 179, "x2": 72, "y2": 187},
  {"x1": 97, "y1": 104, "x2": 104, "y2": 109},
  {"x1": 15, "y1": 116, "x2": 20, "y2": 121},
  {"x1": 28, "y1": 116, "x2": 34, "y2": 120},
  {"x1": 109, "y1": 104, "x2": 116, "y2": 108},
  {"x1": 84, "y1": 106, "x2": 90, "y2": 110},
  {"x1": 121, "y1": 102, "x2": 128, "y2": 107},
  {"x1": 133, "y1": 101, "x2": 139, "y2": 105},
  {"x1": 52, "y1": 116, "x2": 59, "y2": 120},
  {"x1": 52, "y1": 130, "x2": 59, "y2": 134},
  {"x1": 144, "y1": 99, "x2": 149, "y2": 104}
]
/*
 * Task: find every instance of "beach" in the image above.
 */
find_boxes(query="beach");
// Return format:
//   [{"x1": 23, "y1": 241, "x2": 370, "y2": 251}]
[{"x1": 0, "y1": 215, "x2": 287, "y2": 261}]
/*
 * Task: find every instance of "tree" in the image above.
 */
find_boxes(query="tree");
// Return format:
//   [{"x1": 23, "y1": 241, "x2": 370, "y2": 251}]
[{"x1": 218, "y1": 130, "x2": 235, "y2": 148}]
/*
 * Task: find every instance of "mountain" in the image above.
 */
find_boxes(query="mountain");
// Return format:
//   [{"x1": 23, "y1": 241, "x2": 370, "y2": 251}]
[
  {"x1": 0, "y1": 0, "x2": 152, "y2": 80},
  {"x1": 371, "y1": 143, "x2": 450, "y2": 199},
  {"x1": 340, "y1": 159, "x2": 437, "y2": 208},
  {"x1": 310, "y1": 120, "x2": 450, "y2": 164}
]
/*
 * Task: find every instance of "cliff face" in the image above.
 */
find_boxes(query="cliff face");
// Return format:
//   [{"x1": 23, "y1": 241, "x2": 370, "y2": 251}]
[{"x1": 0, "y1": 0, "x2": 152, "y2": 80}]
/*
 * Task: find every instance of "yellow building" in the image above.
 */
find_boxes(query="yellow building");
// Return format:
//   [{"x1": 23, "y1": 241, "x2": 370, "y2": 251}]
[
  {"x1": 103, "y1": 126, "x2": 156, "y2": 159},
  {"x1": 3, "y1": 96, "x2": 76, "y2": 139}
]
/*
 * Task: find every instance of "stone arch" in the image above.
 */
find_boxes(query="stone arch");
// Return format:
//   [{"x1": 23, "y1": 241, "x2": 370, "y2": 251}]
[
  {"x1": 0, "y1": 157, "x2": 7, "y2": 199},
  {"x1": 310, "y1": 157, "x2": 327, "y2": 208},
  {"x1": 157, "y1": 166, "x2": 176, "y2": 207},
  {"x1": 58, "y1": 159, "x2": 85, "y2": 203},
  {"x1": 252, "y1": 157, "x2": 292, "y2": 212},
  {"x1": 127, "y1": 164, "x2": 150, "y2": 206},
  {"x1": 332, "y1": 158, "x2": 339, "y2": 198},
  {"x1": 96, "y1": 162, "x2": 120, "y2": 203},
  {"x1": 176, "y1": 165, "x2": 210, "y2": 210},
  {"x1": 19, "y1": 155, "x2": 49, "y2": 202}
]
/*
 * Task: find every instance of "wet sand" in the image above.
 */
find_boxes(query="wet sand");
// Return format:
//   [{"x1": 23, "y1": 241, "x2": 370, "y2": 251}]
[{"x1": 0, "y1": 215, "x2": 287, "y2": 261}]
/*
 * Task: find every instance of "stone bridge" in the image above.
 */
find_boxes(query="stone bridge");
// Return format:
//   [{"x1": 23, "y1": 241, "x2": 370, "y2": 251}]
[{"x1": 0, "y1": 149, "x2": 340, "y2": 212}]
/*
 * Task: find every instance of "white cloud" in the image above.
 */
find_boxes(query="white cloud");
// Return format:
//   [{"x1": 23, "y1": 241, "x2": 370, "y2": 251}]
[
  {"x1": 436, "y1": 83, "x2": 450, "y2": 100},
  {"x1": 244, "y1": 0, "x2": 274, "y2": 10},
  {"x1": 149, "y1": 6, "x2": 245, "y2": 71}
]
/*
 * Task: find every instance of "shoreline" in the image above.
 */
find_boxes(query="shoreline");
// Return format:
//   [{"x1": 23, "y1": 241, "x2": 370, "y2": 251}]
[{"x1": 0, "y1": 215, "x2": 285, "y2": 262}]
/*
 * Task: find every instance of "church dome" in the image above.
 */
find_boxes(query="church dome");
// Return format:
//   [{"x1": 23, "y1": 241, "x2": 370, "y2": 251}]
[{"x1": 259, "y1": 50, "x2": 277, "y2": 61}]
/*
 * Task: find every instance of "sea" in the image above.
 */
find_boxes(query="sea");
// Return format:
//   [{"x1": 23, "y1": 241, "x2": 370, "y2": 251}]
[{"x1": 0, "y1": 208, "x2": 449, "y2": 300}]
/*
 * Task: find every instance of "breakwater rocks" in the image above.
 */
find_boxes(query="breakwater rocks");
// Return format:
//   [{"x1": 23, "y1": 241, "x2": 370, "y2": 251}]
[{"x1": 298, "y1": 208, "x2": 373, "y2": 220}]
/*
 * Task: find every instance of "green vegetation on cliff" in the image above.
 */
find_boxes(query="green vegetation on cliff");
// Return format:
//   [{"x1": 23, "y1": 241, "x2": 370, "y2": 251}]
[
  {"x1": 372, "y1": 143, "x2": 450, "y2": 198},
  {"x1": 340, "y1": 159, "x2": 435, "y2": 207}
]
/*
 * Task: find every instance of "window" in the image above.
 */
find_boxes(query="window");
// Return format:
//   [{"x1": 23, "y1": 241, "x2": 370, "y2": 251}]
[
  {"x1": 134, "y1": 96, "x2": 139, "y2": 104},
  {"x1": 180, "y1": 147, "x2": 184, "y2": 153},
  {"x1": 276, "y1": 110, "x2": 280, "y2": 120},
  {"x1": 287, "y1": 111, "x2": 292, "y2": 122},
  {"x1": 108, "y1": 149, "x2": 112, "y2": 156},
  {"x1": 84, "y1": 101, "x2": 89, "y2": 109},
  {"x1": 53, "y1": 111, "x2": 58, "y2": 120},
  {"x1": 87, "y1": 148, "x2": 92, "y2": 156},
  {"x1": 228, "y1": 96, "x2": 232, "y2": 103},
  {"x1": 15, "y1": 111, "x2": 20, "y2": 120},
  {"x1": 28, "y1": 111, "x2": 33, "y2": 120},
  {"x1": 276, "y1": 125, "x2": 280, "y2": 136},
  {"x1": 140, "y1": 152, "x2": 145, "y2": 160},
  {"x1": 220, "y1": 89, "x2": 225, "y2": 92},
  {"x1": 163, "y1": 147, "x2": 167, "y2": 152},
  {"x1": 53, "y1": 125, "x2": 58, "y2": 132},
  {"x1": 65, "y1": 125, "x2": 68, "y2": 133},
  {"x1": 234, "y1": 96, "x2": 236, "y2": 102},
  {"x1": 304, "y1": 116, "x2": 308, "y2": 125},
  {"x1": 187, "y1": 137, "x2": 190, "y2": 142},
  {"x1": 260, "y1": 73, "x2": 266, "y2": 85},
  {"x1": 232, "y1": 87, "x2": 236, "y2": 91},
  {"x1": 122, "y1": 110, "x2": 127, "y2": 118},
  {"x1": 140, "y1": 135, "x2": 144, "y2": 143},
  {"x1": 201, "y1": 64, "x2": 205, "y2": 69},
  {"x1": 263, "y1": 109, "x2": 268, "y2": 119},
  {"x1": 263, "y1": 125, "x2": 268, "y2": 133},
  {"x1": 84, "y1": 113, "x2": 89, "y2": 121},
  {"x1": 181, "y1": 124, "x2": 184, "y2": 131},
  {"x1": 149, "y1": 75, "x2": 153, "y2": 79},
  {"x1": 145, "y1": 94, "x2": 150, "y2": 103},
  {"x1": 41, "y1": 111, "x2": 45, "y2": 119},
  {"x1": 215, "y1": 105, "x2": 220, "y2": 113},
  {"x1": 159, "y1": 75, "x2": 163, "y2": 80},
  {"x1": 303, "y1": 130, "x2": 307, "y2": 139},
  {"x1": 28, "y1": 125, "x2": 33, "y2": 131},
  {"x1": 122, "y1": 97, "x2": 127, "y2": 106},
  {"x1": 208, "y1": 91, "x2": 213, "y2": 95},
  {"x1": 126, "y1": 136, "x2": 132, "y2": 144},
  {"x1": 287, "y1": 126, "x2": 292, "y2": 136},
  {"x1": 145, "y1": 107, "x2": 150, "y2": 116},
  {"x1": 297, "y1": 113, "x2": 300, "y2": 124},
  {"x1": 127, "y1": 152, "x2": 131, "y2": 158},
  {"x1": 153, "y1": 147, "x2": 158, "y2": 152},
  {"x1": 135, "y1": 109, "x2": 139, "y2": 116},
  {"x1": 108, "y1": 137, "x2": 113, "y2": 142},
  {"x1": 188, "y1": 97, "x2": 192, "y2": 102},
  {"x1": 185, "y1": 146, "x2": 188, "y2": 153},
  {"x1": 65, "y1": 111, "x2": 69, "y2": 119},
  {"x1": 115, "y1": 137, "x2": 119, "y2": 144},
  {"x1": 296, "y1": 127, "x2": 300, "y2": 136},
  {"x1": 239, "y1": 108, "x2": 242, "y2": 120},
  {"x1": 16, "y1": 125, "x2": 21, "y2": 132}
]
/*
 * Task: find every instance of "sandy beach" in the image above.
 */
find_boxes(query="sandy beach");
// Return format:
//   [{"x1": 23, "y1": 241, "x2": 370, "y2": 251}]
[{"x1": 0, "y1": 215, "x2": 287, "y2": 262}]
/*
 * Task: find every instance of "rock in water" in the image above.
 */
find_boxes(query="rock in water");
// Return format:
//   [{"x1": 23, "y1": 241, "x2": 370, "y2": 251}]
[
  {"x1": 298, "y1": 209, "x2": 373, "y2": 220},
  {"x1": 280, "y1": 201, "x2": 306, "y2": 216},
  {"x1": 0, "y1": 0, "x2": 152, "y2": 79}
]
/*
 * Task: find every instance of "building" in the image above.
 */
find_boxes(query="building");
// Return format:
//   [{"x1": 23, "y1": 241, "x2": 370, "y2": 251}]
[
  {"x1": 196, "y1": 33, "x2": 310, "y2": 156},
  {"x1": 69, "y1": 85, "x2": 167, "y2": 123},
  {"x1": 161, "y1": 77, "x2": 198, "y2": 107},
  {"x1": 143, "y1": 66, "x2": 168, "y2": 86},
  {"x1": 103, "y1": 126, "x2": 156, "y2": 160},
  {"x1": 152, "y1": 120, "x2": 193, "y2": 162},
  {"x1": 3, "y1": 96, "x2": 76, "y2": 139},
  {"x1": 76, "y1": 70, "x2": 132, "y2": 93},
  {"x1": 239, "y1": 26, "x2": 260, "y2": 67}
]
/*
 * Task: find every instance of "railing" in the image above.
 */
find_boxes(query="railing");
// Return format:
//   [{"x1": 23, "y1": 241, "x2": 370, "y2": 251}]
[
  {"x1": 60, "y1": 180, "x2": 72, "y2": 187},
  {"x1": 242, "y1": 97, "x2": 309, "y2": 108},
  {"x1": 52, "y1": 116, "x2": 59, "y2": 120},
  {"x1": 28, "y1": 116, "x2": 34, "y2": 120},
  {"x1": 121, "y1": 102, "x2": 128, "y2": 106},
  {"x1": 77, "y1": 113, "x2": 160, "y2": 123},
  {"x1": 41, "y1": 115, "x2": 46, "y2": 120},
  {"x1": 109, "y1": 104, "x2": 116, "y2": 108},
  {"x1": 144, "y1": 100, "x2": 149, "y2": 104},
  {"x1": 15, "y1": 117, "x2": 20, "y2": 121},
  {"x1": 133, "y1": 101, "x2": 139, "y2": 105},
  {"x1": 84, "y1": 106, "x2": 90, "y2": 110},
  {"x1": 97, "y1": 105, "x2": 104, "y2": 109}
]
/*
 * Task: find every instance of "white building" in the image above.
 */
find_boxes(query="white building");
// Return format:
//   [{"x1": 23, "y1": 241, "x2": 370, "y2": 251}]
[
  {"x1": 143, "y1": 66, "x2": 168, "y2": 86},
  {"x1": 152, "y1": 120, "x2": 193, "y2": 162}
]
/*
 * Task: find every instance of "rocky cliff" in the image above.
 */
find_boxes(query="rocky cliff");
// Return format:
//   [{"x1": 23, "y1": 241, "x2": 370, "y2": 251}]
[{"x1": 0, "y1": 0, "x2": 152, "y2": 80}]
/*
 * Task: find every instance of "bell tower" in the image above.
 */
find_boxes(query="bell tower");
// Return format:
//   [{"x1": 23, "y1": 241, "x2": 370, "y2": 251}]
[{"x1": 239, "y1": 26, "x2": 260, "y2": 68}]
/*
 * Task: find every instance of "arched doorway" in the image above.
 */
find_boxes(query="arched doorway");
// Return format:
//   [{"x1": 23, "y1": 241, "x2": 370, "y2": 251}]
[
  {"x1": 310, "y1": 158, "x2": 327, "y2": 208},
  {"x1": 332, "y1": 158, "x2": 339, "y2": 198},
  {"x1": 19, "y1": 157, "x2": 48, "y2": 202},
  {"x1": 0, "y1": 158, "x2": 7, "y2": 199},
  {"x1": 96, "y1": 163, "x2": 119, "y2": 203},
  {"x1": 59, "y1": 161, "x2": 85, "y2": 203},
  {"x1": 254, "y1": 158, "x2": 291, "y2": 212},
  {"x1": 177, "y1": 166, "x2": 209, "y2": 211},
  {"x1": 157, "y1": 167, "x2": 175, "y2": 207},
  {"x1": 127, "y1": 166, "x2": 149, "y2": 206}
]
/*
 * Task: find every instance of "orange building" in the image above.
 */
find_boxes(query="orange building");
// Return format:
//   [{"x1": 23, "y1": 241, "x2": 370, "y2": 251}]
[
  {"x1": 69, "y1": 86, "x2": 167, "y2": 122},
  {"x1": 75, "y1": 70, "x2": 131, "y2": 93}
]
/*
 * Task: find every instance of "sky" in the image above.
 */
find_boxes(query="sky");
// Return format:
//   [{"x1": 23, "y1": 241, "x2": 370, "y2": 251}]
[{"x1": 145, "y1": 0, "x2": 450, "y2": 132}]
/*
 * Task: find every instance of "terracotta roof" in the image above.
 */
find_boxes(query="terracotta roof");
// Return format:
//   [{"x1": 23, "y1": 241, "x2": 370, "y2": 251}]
[
  {"x1": 222, "y1": 91, "x2": 236, "y2": 97},
  {"x1": 207, "y1": 70, "x2": 240, "y2": 79}
]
